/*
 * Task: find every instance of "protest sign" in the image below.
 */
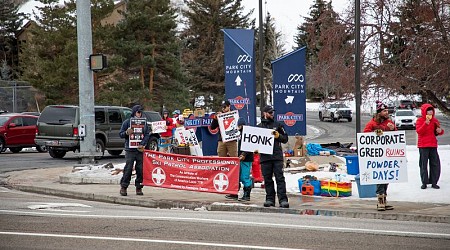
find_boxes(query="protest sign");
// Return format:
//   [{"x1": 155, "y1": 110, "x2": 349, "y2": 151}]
[
  {"x1": 150, "y1": 121, "x2": 166, "y2": 134},
  {"x1": 357, "y1": 131, "x2": 408, "y2": 185},
  {"x1": 218, "y1": 110, "x2": 240, "y2": 142},
  {"x1": 142, "y1": 151, "x2": 239, "y2": 194},
  {"x1": 129, "y1": 118, "x2": 146, "y2": 148},
  {"x1": 240, "y1": 126, "x2": 274, "y2": 155},
  {"x1": 174, "y1": 127, "x2": 187, "y2": 145}
]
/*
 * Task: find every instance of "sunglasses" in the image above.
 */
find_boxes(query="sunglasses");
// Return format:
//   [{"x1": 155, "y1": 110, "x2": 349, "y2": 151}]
[{"x1": 267, "y1": 111, "x2": 274, "y2": 114}]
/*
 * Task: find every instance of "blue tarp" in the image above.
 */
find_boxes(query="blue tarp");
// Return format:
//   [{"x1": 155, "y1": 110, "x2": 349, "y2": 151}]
[{"x1": 306, "y1": 143, "x2": 336, "y2": 156}]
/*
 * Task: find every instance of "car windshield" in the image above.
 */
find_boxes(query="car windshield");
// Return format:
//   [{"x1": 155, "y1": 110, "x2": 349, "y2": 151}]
[
  {"x1": 396, "y1": 110, "x2": 414, "y2": 116},
  {"x1": 0, "y1": 116, "x2": 9, "y2": 126},
  {"x1": 329, "y1": 104, "x2": 348, "y2": 108}
]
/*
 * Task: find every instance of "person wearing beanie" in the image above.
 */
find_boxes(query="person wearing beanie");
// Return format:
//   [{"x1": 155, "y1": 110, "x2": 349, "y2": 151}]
[
  {"x1": 363, "y1": 101, "x2": 397, "y2": 211},
  {"x1": 119, "y1": 104, "x2": 150, "y2": 196},
  {"x1": 160, "y1": 109, "x2": 175, "y2": 152},
  {"x1": 416, "y1": 103, "x2": 444, "y2": 190},
  {"x1": 225, "y1": 117, "x2": 254, "y2": 201}
]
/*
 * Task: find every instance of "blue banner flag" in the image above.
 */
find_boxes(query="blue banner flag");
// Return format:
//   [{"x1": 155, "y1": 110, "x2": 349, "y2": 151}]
[
  {"x1": 222, "y1": 29, "x2": 256, "y2": 126},
  {"x1": 271, "y1": 48, "x2": 307, "y2": 135}
]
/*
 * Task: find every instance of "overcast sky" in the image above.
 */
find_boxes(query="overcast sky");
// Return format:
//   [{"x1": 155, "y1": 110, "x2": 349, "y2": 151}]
[{"x1": 241, "y1": 0, "x2": 350, "y2": 51}]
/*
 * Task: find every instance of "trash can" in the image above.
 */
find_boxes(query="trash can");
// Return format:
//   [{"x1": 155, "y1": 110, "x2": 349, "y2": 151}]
[
  {"x1": 355, "y1": 174, "x2": 377, "y2": 198},
  {"x1": 345, "y1": 155, "x2": 359, "y2": 175}
]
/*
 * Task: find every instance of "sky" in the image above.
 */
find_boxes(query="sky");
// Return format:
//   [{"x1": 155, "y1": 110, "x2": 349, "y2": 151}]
[{"x1": 241, "y1": 0, "x2": 350, "y2": 50}]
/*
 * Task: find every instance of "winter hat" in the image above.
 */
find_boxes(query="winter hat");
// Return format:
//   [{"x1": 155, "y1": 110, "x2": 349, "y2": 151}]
[
  {"x1": 376, "y1": 102, "x2": 387, "y2": 113},
  {"x1": 237, "y1": 117, "x2": 246, "y2": 126},
  {"x1": 221, "y1": 100, "x2": 231, "y2": 108},
  {"x1": 262, "y1": 105, "x2": 275, "y2": 113}
]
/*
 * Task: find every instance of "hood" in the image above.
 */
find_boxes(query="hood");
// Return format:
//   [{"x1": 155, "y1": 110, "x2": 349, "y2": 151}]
[
  {"x1": 420, "y1": 103, "x2": 434, "y2": 118},
  {"x1": 131, "y1": 105, "x2": 143, "y2": 117}
]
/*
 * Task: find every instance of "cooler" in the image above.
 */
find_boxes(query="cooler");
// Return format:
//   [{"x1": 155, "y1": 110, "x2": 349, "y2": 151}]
[
  {"x1": 345, "y1": 155, "x2": 359, "y2": 175},
  {"x1": 355, "y1": 174, "x2": 377, "y2": 198}
]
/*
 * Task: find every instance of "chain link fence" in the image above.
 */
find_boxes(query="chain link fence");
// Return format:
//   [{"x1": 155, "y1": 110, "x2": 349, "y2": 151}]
[{"x1": 0, "y1": 80, "x2": 40, "y2": 113}]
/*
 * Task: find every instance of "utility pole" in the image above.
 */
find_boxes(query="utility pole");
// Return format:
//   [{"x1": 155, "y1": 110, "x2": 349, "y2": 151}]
[
  {"x1": 76, "y1": 0, "x2": 97, "y2": 164},
  {"x1": 355, "y1": 0, "x2": 362, "y2": 134},
  {"x1": 259, "y1": 0, "x2": 264, "y2": 110}
]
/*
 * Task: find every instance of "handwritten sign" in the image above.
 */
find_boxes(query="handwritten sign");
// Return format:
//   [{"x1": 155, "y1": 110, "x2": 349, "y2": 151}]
[
  {"x1": 150, "y1": 121, "x2": 166, "y2": 134},
  {"x1": 217, "y1": 110, "x2": 240, "y2": 142},
  {"x1": 357, "y1": 131, "x2": 408, "y2": 185},
  {"x1": 240, "y1": 126, "x2": 274, "y2": 155}
]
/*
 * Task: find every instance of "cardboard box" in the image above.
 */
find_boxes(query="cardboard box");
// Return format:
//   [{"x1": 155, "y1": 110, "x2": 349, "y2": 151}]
[
  {"x1": 173, "y1": 146, "x2": 190, "y2": 155},
  {"x1": 293, "y1": 135, "x2": 307, "y2": 157},
  {"x1": 193, "y1": 108, "x2": 205, "y2": 117}
]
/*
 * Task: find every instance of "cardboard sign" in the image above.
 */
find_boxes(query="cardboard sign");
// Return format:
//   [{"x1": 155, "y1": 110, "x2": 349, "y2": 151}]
[
  {"x1": 150, "y1": 121, "x2": 166, "y2": 134},
  {"x1": 357, "y1": 131, "x2": 408, "y2": 185},
  {"x1": 174, "y1": 127, "x2": 187, "y2": 145},
  {"x1": 240, "y1": 126, "x2": 274, "y2": 155},
  {"x1": 129, "y1": 118, "x2": 147, "y2": 148},
  {"x1": 218, "y1": 110, "x2": 240, "y2": 142},
  {"x1": 142, "y1": 151, "x2": 239, "y2": 195},
  {"x1": 186, "y1": 128, "x2": 203, "y2": 156}
]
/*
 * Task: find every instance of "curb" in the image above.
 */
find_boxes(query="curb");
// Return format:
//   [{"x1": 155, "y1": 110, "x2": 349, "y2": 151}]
[{"x1": 10, "y1": 184, "x2": 450, "y2": 224}]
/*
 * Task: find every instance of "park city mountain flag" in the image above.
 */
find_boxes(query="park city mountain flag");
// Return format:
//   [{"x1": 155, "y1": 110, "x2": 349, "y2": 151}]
[
  {"x1": 222, "y1": 29, "x2": 257, "y2": 126},
  {"x1": 272, "y1": 48, "x2": 307, "y2": 135}
]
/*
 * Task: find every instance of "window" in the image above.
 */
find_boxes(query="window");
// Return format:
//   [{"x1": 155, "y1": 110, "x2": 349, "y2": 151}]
[
  {"x1": 11, "y1": 117, "x2": 23, "y2": 126},
  {"x1": 23, "y1": 117, "x2": 38, "y2": 126},
  {"x1": 108, "y1": 110, "x2": 122, "y2": 124},
  {"x1": 95, "y1": 109, "x2": 106, "y2": 123}
]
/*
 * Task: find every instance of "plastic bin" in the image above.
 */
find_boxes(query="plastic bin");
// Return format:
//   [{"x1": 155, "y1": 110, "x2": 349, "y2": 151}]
[
  {"x1": 345, "y1": 155, "x2": 359, "y2": 175},
  {"x1": 298, "y1": 179, "x2": 321, "y2": 196},
  {"x1": 355, "y1": 175, "x2": 377, "y2": 198}
]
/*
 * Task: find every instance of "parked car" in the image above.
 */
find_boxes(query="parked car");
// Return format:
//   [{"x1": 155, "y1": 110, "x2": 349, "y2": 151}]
[
  {"x1": 393, "y1": 109, "x2": 417, "y2": 130},
  {"x1": 318, "y1": 102, "x2": 353, "y2": 122},
  {"x1": 393, "y1": 100, "x2": 416, "y2": 110},
  {"x1": 141, "y1": 110, "x2": 163, "y2": 150},
  {"x1": 0, "y1": 113, "x2": 47, "y2": 153},
  {"x1": 35, "y1": 105, "x2": 132, "y2": 159}
]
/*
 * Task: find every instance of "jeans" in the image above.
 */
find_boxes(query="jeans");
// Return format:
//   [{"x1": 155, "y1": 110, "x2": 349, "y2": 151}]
[
  {"x1": 120, "y1": 150, "x2": 143, "y2": 189},
  {"x1": 376, "y1": 184, "x2": 388, "y2": 195},
  {"x1": 261, "y1": 160, "x2": 288, "y2": 203}
]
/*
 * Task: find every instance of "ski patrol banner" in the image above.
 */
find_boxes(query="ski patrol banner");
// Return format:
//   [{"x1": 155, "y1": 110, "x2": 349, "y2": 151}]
[
  {"x1": 357, "y1": 131, "x2": 408, "y2": 185},
  {"x1": 272, "y1": 47, "x2": 307, "y2": 135},
  {"x1": 129, "y1": 118, "x2": 146, "y2": 148},
  {"x1": 222, "y1": 29, "x2": 257, "y2": 126},
  {"x1": 143, "y1": 151, "x2": 240, "y2": 195},
  {"x1": 240, "y1": 126, "x2": 275, "y2": 155},
  {"x1": 217, "y1": 110, "x2": 240, "y2": 142}
]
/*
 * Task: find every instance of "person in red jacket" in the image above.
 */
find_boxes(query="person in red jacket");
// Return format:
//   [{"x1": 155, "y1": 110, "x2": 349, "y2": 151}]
[
  {"x1": 363, "y1": 101, "x2": 396, "y2": 211},
  {"x1": 416, "y1": 103, "x2": 445, "y2": 189},
  {"x1": 160, "y1": 110, "x2": 175, "y2": 152}
]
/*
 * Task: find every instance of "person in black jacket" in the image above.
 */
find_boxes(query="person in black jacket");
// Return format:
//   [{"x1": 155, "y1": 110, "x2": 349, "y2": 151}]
[
  {"x1": 210, "y1": 100, "x2": 238, "y2": 157},
  {"x1": 258, "y1": 105, "x2": 289, "y2": 208},
  {"x1": 119, "y1": 105, "x2": 150, "y2": 196}
]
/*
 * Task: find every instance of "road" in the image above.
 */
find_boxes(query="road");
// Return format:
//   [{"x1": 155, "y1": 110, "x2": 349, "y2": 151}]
[{"x1": 0, "y1": 188, "x2": 449, "y2": 250}]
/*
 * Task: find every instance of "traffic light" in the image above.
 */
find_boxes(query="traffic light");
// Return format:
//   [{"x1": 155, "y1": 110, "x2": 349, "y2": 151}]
[{"x1": 89, "y1": 54, "x2": 107, "y2": 72}]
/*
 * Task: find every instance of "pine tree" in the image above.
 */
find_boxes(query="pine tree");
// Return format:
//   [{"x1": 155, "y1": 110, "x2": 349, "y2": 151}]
[{"x1": 181, "y1": 0, "x2": 254, "y2": 108}]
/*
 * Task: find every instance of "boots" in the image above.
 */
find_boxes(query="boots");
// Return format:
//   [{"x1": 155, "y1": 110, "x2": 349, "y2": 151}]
[
  {"x1": 239, "y1": 187, "x2": 252, "y2": 201},
  {"x1": 225, "y1": 194, "x2": 238, "y2": 200},
  {"x1": 136, "y1": 188, "x2": 144, "y2": 195},
  {"x1": 120, "y1": 187, "x2": 127, "y2": 196},
  {"x1": 384, "y1": 194, "x2": 394, "y2": 210},
  {"x1": 377, "y1": 194, "x2": 385, "y2": 211}
]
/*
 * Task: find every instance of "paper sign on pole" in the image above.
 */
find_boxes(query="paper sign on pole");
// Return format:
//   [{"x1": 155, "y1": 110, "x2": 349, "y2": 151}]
[
  {"x1": 240, "y1": 126, "x2": 274, "y2": 155},
  {"x1": 357, "y1": 130, "x2": 408, "y2": 185},
  {"x1": 129, "y1": 118, "x2": 147, "y2": 148},
  {"x1": 150, "y1": 121, "x2": 166, "y2": 134},
  {"x1": 218, "y1": 110, "x2": 240, "y2": 142}
]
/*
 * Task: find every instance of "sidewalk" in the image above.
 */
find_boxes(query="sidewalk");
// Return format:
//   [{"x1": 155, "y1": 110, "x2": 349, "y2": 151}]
[{"x1": 2, "y1": 166, "x2": 449, "y2": 224}]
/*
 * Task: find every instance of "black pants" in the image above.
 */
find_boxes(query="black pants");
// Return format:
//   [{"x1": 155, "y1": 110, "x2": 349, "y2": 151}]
[
  {"x1": 261, "y1": 160, "x2": 288, "y2": 203},
  {"x1": 419, "y1": 147, "x2": 441, "y2": 185},
  {"x1": 376, "y1": 184, "x2": 388, "y2": 195},
  {"x1": 120, "y1": 150, "x2": 143, "y2": 189}
]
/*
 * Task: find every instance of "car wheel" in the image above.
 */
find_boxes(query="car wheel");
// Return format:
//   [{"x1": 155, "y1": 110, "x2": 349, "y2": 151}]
[
  {"x1": 331, "y1": 113, "x2": 337, "y2": 122},
  {"x1": 107, "y1": 150, "x2": 123, "y2": 156},
  {"x1": 95, "y1": 139, "x2": 105, "y2": 160},
  {"x1": 146, "y1": 136, "x2": 159, "y2": 151},
  {"x1": 36, "y1": 145, "x2": 47, "y2": 153},
  {"x1": 9, "y1": 147, "x2": 22, "y2": 153},
  {"x1": 0, "y1": 138, "x2": 5, "y2": 153},
  {"x1": 49, "y1": 148, "x2": 66, "y2": 158},
  {"x1": 319, "y1": 112, "x2": 324, "y2": 121},
  {"x1": 347, "y1": 118, "x2": 352, "y2": 122}
]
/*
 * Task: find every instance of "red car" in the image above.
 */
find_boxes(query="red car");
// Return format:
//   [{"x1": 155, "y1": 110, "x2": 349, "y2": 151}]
[{"x1": 0, "y1": 113, "x2": 47, "y2": 153}]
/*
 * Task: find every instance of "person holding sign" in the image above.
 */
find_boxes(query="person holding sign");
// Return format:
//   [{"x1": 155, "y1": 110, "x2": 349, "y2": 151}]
[
  {"x1": 160, "y1": 109, "x2": 175, "y2": 152},
  {"x1": 258, "y1": 105, "x2": 289, "y2": 208},
  {"x1": 210, "y1": 100, "x2": 238, "y2": 157},
  {"x1": 416, "y1": 103, "x2": 445, "y2": 190},
  {"x1": 119, "y1": 105, "x2": 150, "y2": 196},
  {"x1": 363, "y1": 101, "x2": 397, "y2": 211}
]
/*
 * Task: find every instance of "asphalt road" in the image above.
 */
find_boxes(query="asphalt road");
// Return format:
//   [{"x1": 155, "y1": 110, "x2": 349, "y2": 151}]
[{"x1": 1, "y1": 188, "x2": 449, "y2": 250}]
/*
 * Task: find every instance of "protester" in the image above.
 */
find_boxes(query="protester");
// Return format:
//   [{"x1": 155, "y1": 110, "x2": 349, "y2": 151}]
[
  {"x1": 258, "y1": 105, "x2": 289, "y2": 208},
  {"x1": 160, "y1": 109, "x2": 175, "y2": 152},
  {"x1": 172, "y1": 109, "x2": 184, "y2": 128},
  {"x1": 225, "y1": 117, "x2": 254, "y2": 201},
  {"x1": 363, "y1": 101, "x2": 396, "y2": 211},
  {"x1": 416, "y1": 103, "x2": 445, "y2": 190},
  {"x1": 210, "y1": 100, "x2": 238, "y2": 157},
  {"x1": 119, "y1": 105, "x2": 150, "y2": 196}
]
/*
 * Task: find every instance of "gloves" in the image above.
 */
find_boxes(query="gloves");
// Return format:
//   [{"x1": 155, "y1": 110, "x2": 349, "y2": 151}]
[
  {"x1": 272, "y1": 130, "x2": 280, "y2": 139},
  {"x1": 254, "y1": 150, "x2": 259, "y2": 154},
  {"x1": 126, "y1": 128, "x2": 133, "y2": 135},
  {"x1": 239, "y1": 154, "x2": 245, "y2": 161},
  {"x1": 137, "y1": 145, "x2": 144, "y2": 152}
]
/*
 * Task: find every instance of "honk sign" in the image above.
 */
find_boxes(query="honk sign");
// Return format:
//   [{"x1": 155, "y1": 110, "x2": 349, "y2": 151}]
[{"x1": 240, "y1": 126, "x2": 275, "y2": 154}]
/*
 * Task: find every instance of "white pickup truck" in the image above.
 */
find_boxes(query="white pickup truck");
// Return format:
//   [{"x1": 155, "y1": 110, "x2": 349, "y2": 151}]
[{"x1": 318, "y1": 102, "x2": 353, "y2": 122}]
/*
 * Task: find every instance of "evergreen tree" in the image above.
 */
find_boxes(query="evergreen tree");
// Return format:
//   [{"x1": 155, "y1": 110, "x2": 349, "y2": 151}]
[
  {"x1": 181, "y1": 0, "x2": 254, "y2": 108},
  {"x1": 0, "y1": 0, "x2": 26, "y2": 79}
]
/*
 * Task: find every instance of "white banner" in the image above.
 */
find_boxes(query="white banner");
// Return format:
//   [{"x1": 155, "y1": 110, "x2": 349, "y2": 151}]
[
  {"x1": 150, "y1": 121, "x2": 166, "y2": 134},
  {"x1": 357, "y1": 131, "x2": 408, "y2": 185},
  {"x1": 218, "y1": 110, "x2": 240, "y2": 142},
  {"x1": 240, "y1": 126, "x2": 274, "y2": 155}
]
